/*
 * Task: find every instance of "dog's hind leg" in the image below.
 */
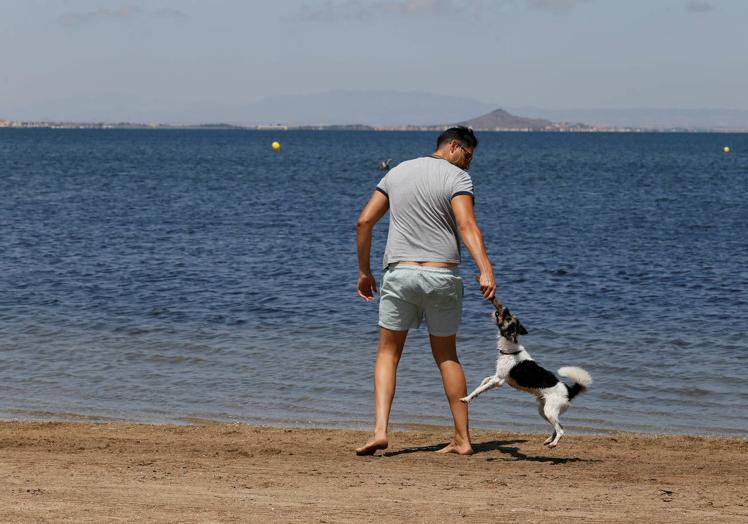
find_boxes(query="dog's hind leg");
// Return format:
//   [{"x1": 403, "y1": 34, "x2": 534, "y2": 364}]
[
  {"x1": 543, "y1": 402, "x2": 565, "y2": 448},
  {"x1": 460, "y1": 376, "x2": 503, "y2": 404},
  {"x1": 537, "y1": 400, "x2": 556, "y2": 446}
]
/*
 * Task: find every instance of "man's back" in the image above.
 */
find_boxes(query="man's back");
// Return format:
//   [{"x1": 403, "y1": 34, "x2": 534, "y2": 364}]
[{"x1": 377, "y1": 156, "x2": 473, "y2": 268}]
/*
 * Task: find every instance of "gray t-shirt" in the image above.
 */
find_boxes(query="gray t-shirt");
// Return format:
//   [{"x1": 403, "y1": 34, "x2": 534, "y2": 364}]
[{"x1": 376, "y1": 156, "x2": 474, "y2": 269}]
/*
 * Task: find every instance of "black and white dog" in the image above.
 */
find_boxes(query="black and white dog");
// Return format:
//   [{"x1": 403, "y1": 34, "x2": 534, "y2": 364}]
[{"x1": 460, "y1": 299, "x2": 592, "y2": 447}]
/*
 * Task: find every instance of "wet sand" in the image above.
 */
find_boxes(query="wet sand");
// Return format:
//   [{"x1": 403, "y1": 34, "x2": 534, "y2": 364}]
[{"x1": 0, "y1": 421, "x2": 745, "y2": 522}]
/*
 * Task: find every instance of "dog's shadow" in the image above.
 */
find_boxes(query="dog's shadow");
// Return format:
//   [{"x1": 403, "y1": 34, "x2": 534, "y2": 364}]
[{"x1": 384, "y1": 439, "x2": 597, "y2": 464}]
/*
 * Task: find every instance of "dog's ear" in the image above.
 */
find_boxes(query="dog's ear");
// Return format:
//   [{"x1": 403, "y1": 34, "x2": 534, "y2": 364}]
[{"x1": 517, "y1": 322, "x2": 528, "y2": 336}]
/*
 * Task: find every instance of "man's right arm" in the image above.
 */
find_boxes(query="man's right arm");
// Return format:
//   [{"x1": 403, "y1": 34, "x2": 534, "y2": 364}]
[
  {"x1": 355, "y1": 191, "x2": 389, "y2": 301},
  {"x1": 451, "y1": 194, "x2": 496, "y2": 299}
]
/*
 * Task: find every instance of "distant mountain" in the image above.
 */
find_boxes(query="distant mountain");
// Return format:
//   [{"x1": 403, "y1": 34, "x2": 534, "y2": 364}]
[
  {"x1": 448, "y1": 108, "x2": 588, "y2": 131},
  {"x1": 455, "y1": 108, "x2": 557, "y2": 131},
  {"x1": 511, "y1": 107, "x2": 748, "y2": 130}
]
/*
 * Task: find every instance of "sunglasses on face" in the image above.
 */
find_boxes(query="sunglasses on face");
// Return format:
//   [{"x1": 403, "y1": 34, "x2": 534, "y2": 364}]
[{"x1": 455, "y1": 142, "x2": 473, "y2": 160}]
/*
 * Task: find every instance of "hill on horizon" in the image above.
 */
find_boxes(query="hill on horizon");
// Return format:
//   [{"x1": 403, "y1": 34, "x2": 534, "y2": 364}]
[{"x1": 454, "y1": 108, "x2": 561, "y2": 131}]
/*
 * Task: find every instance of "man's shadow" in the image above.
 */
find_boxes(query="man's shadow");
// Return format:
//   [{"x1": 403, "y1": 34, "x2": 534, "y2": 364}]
[{"x1": 383, "y1": 439, "x2": 597, "y2": 464}]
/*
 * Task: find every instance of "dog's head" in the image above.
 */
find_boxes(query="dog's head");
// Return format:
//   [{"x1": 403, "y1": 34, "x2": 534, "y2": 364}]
[{"x1": 493, "y1": 302, "x2": 528, "y2": 343}]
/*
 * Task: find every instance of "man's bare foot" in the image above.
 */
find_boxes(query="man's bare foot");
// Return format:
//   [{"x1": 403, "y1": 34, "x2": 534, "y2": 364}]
[
  {"x1": 355, "y1": 437, "x2": 388, "y2": 456},
  {"x1": 435, "y1": 441, "x2": 474, "y2": 455}
]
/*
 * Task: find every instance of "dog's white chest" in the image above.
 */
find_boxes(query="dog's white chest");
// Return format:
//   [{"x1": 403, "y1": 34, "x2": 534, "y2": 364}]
[{"x1": 495, "y1": 355, "x2": 516, "y2": 377}]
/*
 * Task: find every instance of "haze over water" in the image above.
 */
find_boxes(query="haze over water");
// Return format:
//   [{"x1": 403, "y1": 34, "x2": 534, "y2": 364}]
[{"x1": 1, "y1": 129, "x2": 746, "y2": 436}]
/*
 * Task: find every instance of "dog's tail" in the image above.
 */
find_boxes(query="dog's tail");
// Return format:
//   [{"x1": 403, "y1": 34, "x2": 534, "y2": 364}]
[{"x1": 558, "y1": 367, "x2": 592, "y2": 400}]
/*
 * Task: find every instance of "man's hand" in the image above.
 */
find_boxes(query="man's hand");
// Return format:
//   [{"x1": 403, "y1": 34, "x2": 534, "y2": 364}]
[
  {"x1": 357, "y1": 272, "x2": 378, "y2": 302},
  {"x1": 478, "y1": 272, "x2": 496, "y2": 300},
  {"x1": 356, "y1": 191, "x2": 388, "y2": 303}
]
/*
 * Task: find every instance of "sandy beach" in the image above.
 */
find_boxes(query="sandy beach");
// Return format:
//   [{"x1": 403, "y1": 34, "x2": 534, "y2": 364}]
[{"x1": 0, "y1": 422, "x2": 745, "y2": 522}]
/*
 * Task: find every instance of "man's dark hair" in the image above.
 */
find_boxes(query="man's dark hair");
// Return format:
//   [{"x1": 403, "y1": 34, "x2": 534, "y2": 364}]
[{"x1": 436, "y1": 126, "x2": 478, "y2": 150}]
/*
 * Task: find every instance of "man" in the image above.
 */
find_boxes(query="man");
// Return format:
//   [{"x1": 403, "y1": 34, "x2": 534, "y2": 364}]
[{"x1": 355, "y1": 126, "x2": 496, "y2": 456}]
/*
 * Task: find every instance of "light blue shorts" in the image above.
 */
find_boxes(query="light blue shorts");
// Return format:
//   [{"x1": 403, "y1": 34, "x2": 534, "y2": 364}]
[{"x1": 378, "y1": 265, "x2": 464, "y2": 337}]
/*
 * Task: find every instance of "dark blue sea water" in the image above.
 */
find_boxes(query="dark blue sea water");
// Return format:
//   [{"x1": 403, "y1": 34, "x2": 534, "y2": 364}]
[{"x1": 1, "y1": 129, "x2": 747, "y2": 436}]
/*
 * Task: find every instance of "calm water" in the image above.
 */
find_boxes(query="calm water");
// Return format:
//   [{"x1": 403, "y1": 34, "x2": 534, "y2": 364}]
[{"x1": 1, "y1": 129, "x2": 747, "y2": 437}]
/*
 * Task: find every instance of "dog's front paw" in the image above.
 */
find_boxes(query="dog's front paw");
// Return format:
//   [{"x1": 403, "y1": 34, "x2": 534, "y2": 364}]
[{"x1": 459, "y1": 396, "x2": 470, "y2": 404}]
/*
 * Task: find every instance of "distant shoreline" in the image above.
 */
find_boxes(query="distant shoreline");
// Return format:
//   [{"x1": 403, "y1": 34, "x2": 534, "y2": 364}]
[
  {"x1": 2, "y1": 122, "x2": 747, "y2": 132},
  {"x1": 3, "y1": 411, "x2": 744, "y2": 438}
]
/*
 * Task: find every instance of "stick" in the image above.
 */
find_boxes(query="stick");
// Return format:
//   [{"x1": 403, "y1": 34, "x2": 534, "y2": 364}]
[{"x1": 475, "y1": 276, "x2": 528, "y2": 334}]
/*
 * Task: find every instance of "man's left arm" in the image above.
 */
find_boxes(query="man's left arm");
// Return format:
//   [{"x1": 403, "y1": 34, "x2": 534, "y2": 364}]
[
  {"x1": 452, "y1": 194, "x2": 496, "y2": 300},
  {"x1": 355, "y1": 191, "x2": 389, "y2": 301}
]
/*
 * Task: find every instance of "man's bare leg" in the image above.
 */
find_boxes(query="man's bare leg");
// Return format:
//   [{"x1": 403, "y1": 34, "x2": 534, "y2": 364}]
[
  {"x1": 355, "y1": 327, "x2": 408, "y2": 455},
  {"x1": 430, "y1": 334, "x2": 474, "y2": 455}
]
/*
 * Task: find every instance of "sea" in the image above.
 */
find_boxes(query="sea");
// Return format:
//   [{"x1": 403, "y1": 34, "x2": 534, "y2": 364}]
[{"x1": 1, "y1": 129, "x2": 746, "y2": 437}]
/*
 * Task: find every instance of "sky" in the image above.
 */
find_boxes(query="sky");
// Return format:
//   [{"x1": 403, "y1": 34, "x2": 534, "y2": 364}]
[{"x1": 1, "y1": 0, "x2": 747, "y2": 122}]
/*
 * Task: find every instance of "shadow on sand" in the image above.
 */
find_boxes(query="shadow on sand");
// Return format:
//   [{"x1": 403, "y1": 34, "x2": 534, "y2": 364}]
[
  {"x1": 383, "y1": 439, "x2": 526, "y2": 457},
  {"x1": 384, "y1": 439, "x2": 599, "y2": 464}
]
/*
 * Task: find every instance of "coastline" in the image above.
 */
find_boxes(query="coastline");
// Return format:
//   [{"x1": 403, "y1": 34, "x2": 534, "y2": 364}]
[
  {"x1": 1, "y1": 421, "x2": 745, "y2": 522},
  {"x1": 4, "y1": 407, "x2": 746, "y2": 438},
  {"x1": 2, "y1": 125, "x2": 748, "y2": 132},
  {"x1": 5, "y1": 409, "x2": 746, "y2": 439}
]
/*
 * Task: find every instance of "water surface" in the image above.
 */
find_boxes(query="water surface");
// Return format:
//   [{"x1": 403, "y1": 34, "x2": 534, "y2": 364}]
[{"x1": 1, "y1": 129, "x2": 746, "y2": 436}]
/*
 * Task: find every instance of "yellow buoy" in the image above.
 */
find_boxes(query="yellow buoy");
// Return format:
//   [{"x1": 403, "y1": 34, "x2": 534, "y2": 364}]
[
  {"x1": 723, "y1": 146, "x2": 730, "y2": 153},
  {"x1": 272, "y1": 141, "x2": 281, "y2": 151}
]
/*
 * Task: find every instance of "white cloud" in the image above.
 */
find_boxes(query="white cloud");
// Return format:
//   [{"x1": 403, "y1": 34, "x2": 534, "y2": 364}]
[
  {"x1": 295, "y1": 0, "x2": 591, "y2": 21},
  {"x1": 58, "y1": 5, "x2": 143, "y2": 27},
  {"x1": 379, "y1": 0, "x2": 458, "y2": 15},
  {"x1": 58, "y1": 5, "x2": 189, "y2": 27},
  {"x1": 297, "y1": 0, "x2": 475, "y2": 21},
  {"x1": 525, "y1": 0, "x2": 588, "y2": 13},
  {"x1": 684, "y1": 1, "x2": 715, "y2": 14},
  {"x1": 154, "y1": 8, "x2": 190, "y2": 20}
]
